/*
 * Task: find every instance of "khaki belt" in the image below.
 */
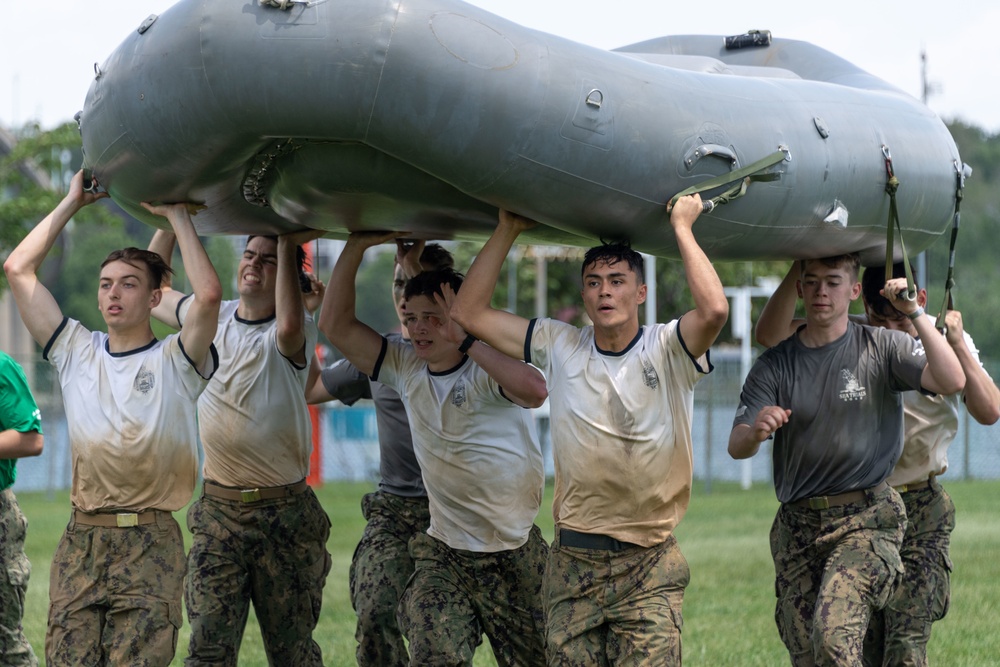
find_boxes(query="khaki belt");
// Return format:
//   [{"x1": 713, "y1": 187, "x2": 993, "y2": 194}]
[
  {"x1": 788, "y1": 481, "x2": 888, "y2": 510},
  {"x1": 560, "y1": 528, "x2": 641, "y2": 552},
  {"x1": 74, "y1": 509, "x2": 167, "y2": 528},
  {"x1": 893, "y1": 479, "x2": 932, "y2": 494},
  {"x1": 203, "y1": 479, "x2": 308, "y2": 503}
]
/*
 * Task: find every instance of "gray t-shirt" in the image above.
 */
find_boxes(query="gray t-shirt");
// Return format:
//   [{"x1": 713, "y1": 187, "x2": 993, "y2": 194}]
[
  {"x1": 733, "y1": 321, "x2": 927, "y2": 503},
  {"x1": 320, "y1": 333, "x2": 425, "y2": 498}
]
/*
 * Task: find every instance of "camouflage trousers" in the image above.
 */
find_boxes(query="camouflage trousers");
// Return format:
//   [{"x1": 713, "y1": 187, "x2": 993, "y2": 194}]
[
  {"x1": 1, "y1": 488, "x2": 37, "y2": 667},
  {"x1": 184, "y1": 486, "x2": 332, "y2": 667},
  {"x1": 544, "y1": 531, "x2": 689, "y2": 667},
  {"x1": 45, "y1": 509, "x2": 185, "y2": 667},
  {"x1": 399, "y1": 525, "x2": 548, "y2": 667},
  {"x1": 350, "y1": 491, "x2": 430, "y2": 667},
  {"x1": 862, "y1": 479, "x2": 955, "y2": 667},
  {"x1": 771, "y1": 485, "x2": 906, "y2": 667}
]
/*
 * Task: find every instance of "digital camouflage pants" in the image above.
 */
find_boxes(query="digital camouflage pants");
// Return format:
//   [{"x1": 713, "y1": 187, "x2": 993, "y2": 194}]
[
  {"x1": 772, "y1": 485, "x2": 906, "y2": 667},
  {"x1": 184, "y1": 487, "x2": 331, "y2": 667},
  {"x1": 544, "y1": 532, "x2": 689, "y2": 667},
  {"x1": 0, "y1": 488, "x2": 37, "y2": 667},
  {"x1": 399, "y1": 525, "x2": 548, "y2": 667},
  {"x1": 350, "y1": 491, "x2": 430, "y2": 667},
  {"x1": 862, "y1": 479, "x2": 954, "y2": 667},
  {"x1": 45, "y1": 510, "x2": 185, "y2": 667}
]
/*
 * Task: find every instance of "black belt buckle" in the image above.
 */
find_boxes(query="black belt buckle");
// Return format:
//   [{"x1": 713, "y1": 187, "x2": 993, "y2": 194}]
[{"x1": 560, "y1": 528, "x2": 636, "y2": 552}]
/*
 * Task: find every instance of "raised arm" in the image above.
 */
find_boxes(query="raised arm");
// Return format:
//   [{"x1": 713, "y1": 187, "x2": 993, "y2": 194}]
[
  {"x1": 318, "y1": 232, "x2": 401, "y2": 377},
  {"x1": 305, "y1": 354, "x2": 328, "y2": 403},
  {"x1": 396, "y1": 239, "x2": 426, "y2": 278},
  {"x1": 672, "y1": 194, "x2": 729, "y2": 359},
  {"x1": 436, "y1": 284, "x2": 547, "y2": 408},
  {"x1": 882, "y1": 278, "x2": 963, "y2": 396},
  {"x1": 276, "y1": 230, "x2": 324, "y2": 364},
  {"x1": 142, "y1": 202, "x2": 222, "y2": 371},
  {"x1": 755, "y1": 262, "x2": 804, "y2": 347},
  {"x1": 3, "y1": 170, "x2": 107, "y2": 346},
  {"x1": 943, "y1": 311, "x2": 1000, "y2": 424},
  {"x1": 449, "y1": 210, "x2": 533, "y2": 361},
  {"x1": 145, "y1": 228, "x2": 186, "y2": 328}
]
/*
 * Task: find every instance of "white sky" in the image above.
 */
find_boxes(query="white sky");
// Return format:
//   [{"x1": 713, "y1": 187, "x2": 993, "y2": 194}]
[{"x1": 3, "y1": 0, "x2": 998, "y2": 132}]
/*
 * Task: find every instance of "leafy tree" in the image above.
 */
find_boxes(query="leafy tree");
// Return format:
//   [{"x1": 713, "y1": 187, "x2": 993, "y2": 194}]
[{"x1": 1, "y1": 122, "x2": 236, "y2": 339}]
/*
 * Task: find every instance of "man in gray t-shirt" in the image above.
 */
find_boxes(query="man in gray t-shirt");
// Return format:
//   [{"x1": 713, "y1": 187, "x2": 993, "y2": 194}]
[
  {"x1": 729, "y1": 254, "x2": 964, "y2": 666},
  {"x1": 306, "y1": 240, "x2": 450, "y2": 667}
]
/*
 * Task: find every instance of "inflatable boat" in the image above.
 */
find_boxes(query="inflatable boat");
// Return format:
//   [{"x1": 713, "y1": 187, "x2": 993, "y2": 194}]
[{"x1": 78, "y1": 0, "x2": 965, "y2": 262}]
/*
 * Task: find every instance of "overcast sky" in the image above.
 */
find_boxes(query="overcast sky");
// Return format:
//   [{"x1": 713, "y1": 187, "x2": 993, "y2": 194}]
[{"x1": 3, "y1": 0, "x2": 997, "y2": 132}]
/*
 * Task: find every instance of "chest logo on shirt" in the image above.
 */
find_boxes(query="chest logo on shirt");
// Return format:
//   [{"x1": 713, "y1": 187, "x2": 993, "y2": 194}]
[
  {"x1": 839, "y1": 369, "x2": 866, "y2": 402},
  {"x1": 451, "y1": 381, "x2": 467, "y2": 407},
  {"x1": 134, "y1": 367, "x2": 156, "y2": 395},
  {"x1": 642, "y1": 360, "x2": 659, "y2": 389}
]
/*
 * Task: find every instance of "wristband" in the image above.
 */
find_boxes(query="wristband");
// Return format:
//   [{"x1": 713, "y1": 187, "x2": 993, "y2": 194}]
[
  {"x1": 906, "y1": 306, "x2": 925, "y2": 321},
  {"x1": 458, "y1": 333, "x2": 477, "y2": 354}
]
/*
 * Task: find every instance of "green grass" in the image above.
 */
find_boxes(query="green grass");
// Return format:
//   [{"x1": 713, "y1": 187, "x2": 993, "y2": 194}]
[{"x1": 15, "y1": 480, "x2": 1000, "y2": 666}]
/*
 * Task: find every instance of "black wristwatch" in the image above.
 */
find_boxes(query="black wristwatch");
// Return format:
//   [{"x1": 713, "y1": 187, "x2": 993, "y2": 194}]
[{"x1": 458, "y1": 333, "x2": 477, "y2": 354}]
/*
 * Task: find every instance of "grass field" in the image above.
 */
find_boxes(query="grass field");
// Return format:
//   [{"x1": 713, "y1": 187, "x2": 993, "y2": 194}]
[{"x1": 14, "y1": 479, "x2": 1000, "y2": 666}]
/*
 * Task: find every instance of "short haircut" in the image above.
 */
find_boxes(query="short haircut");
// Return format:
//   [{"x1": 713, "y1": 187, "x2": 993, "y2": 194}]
[
  {"x1": 101, "y1": 248, "x2": 174, "y2": 288},
  {"x1": 799, "y1": 253, "x2": 861, "y2": 280},
  {"x1": 582, "y1": 241, "x2": 644, "y2": 280},
  {"x1": 247, "y1": 234, "x2": 310, "y2": 290},
  {"x1": 418, "y1": 243, "x2": 454, "y2": 271},
  {"x1": 861, "y1": 261, "x2": 917, "y2": 318},
  {"x1": 403, "y1": 268, "x2": 465, "y2": 302}
]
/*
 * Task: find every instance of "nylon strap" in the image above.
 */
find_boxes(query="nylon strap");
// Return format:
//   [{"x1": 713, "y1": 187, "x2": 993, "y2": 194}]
[
  {"x1": 667, "y1": 148, "x2": 787, "y2": 211},
  {"x1": 932, "y1": 161, "x2": 966, "y2": 333},
  {"x1": 882, "y1": 146, "x2": 917, "y2": 302}
]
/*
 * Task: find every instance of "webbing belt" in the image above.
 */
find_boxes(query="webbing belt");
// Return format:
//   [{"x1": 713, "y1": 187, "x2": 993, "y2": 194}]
[
  {"x1": 932, "y1": 161, "x2": 968, "y2": 334},
  {"x1": 881, "y1": 145, "x2": 917, "y2": 302},
  {"x1": 667, "y1": 147, "x2": 788, "y2": 212}
]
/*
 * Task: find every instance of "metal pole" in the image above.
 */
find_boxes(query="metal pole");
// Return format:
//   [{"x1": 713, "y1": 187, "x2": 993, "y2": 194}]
[
  {"x1": 535, "y1": 254, "x2": 546, "y2": 319},
  {"x1": 643, "y1": 254, "x2": 656, "y2": 325},
  {"x1": 507, "y1": 249, "x2": 517, "y2": 314}
]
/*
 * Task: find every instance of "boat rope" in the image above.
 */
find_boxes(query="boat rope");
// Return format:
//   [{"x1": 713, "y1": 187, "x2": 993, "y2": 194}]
[
  {"x1": 667, "y1": 146, "x2": 788, "y2": 213},
  {"x1": 881, "y1": 145, "x2": 917, "y2": 302},
  {"x1": 931, "y1": 160, "x2": 968, "y2": 333}
]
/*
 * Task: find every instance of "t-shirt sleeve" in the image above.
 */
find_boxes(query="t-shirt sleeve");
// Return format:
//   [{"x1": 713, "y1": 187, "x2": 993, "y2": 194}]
[
  {"x1": 0, "y1": 356, "x2": 42, "y2": 434},
  {"x1": 885, "y1": 329, "x2": 928, "y2": 393},
  {"x1": 656, "y1": 319, "x2": 710, "y2": 387},
  {"x1": 371, "y1": 336, "x2": 417, "y2": 394},
  {"x1": 320, "y1": 359, "x2": 372, "y2": 405},
  {"x1": 733, "y1": 353, "x2": 779, "y2": 430},
  {"x1": 166, "y1": 334, "x2": 214, "y2": 399},
  {"x1": 527, "y1": 318, "x2": 572, "y2": 374}
]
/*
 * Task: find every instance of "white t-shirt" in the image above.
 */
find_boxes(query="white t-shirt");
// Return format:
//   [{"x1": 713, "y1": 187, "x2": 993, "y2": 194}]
[
  {"x1": 374, "y1": 338, "x2": 544, "y2": 553},
  {"x1": 180, "y1": 298, "x2": 317, "y2": 487},
  {"x1": 527, "y1": 319, "x2": 709, "y2": 548},
  {"x1": 44, "y1": 318, "x2": 214, "y2": 512},
  {"x1": 892, "y1": 327, "x2": 992, "y2": 486}
]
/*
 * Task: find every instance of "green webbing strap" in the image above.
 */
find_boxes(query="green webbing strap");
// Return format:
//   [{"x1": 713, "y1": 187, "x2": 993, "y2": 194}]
[
  {"x1": 882, "y1": 146, "x2": 917, "y2": 302},
  {"x1": 667, "y1": 148, "x2": 788, "y2": 211},
  {"x1": 932, "y1": 161, "x2": 966, "y2": 333}
]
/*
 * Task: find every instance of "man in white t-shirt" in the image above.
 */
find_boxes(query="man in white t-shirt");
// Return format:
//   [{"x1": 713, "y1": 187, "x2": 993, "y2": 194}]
[
  {"x1": 451, "y1": 195, "x2": 728, "y2": 665},
  {"x1": 147, "y1": 228, "x2": 330, "y2": 666},
  {"x1": 320, "y1": 232, "x2": 549, "y2": 666},
  {"x1": 3, "y1": 170, "x2": 221, "y2": 666}
]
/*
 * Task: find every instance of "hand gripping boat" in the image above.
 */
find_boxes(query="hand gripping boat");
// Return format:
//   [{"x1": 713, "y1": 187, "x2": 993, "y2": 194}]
[{"x1": 78, "y1": 0, "x2": 965, "y2": 262}]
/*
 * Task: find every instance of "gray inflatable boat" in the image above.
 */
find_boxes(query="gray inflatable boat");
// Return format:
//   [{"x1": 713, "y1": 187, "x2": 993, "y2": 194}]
[{"x1": 79, "y1": 0, "x2": 964, "y2": 262}]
